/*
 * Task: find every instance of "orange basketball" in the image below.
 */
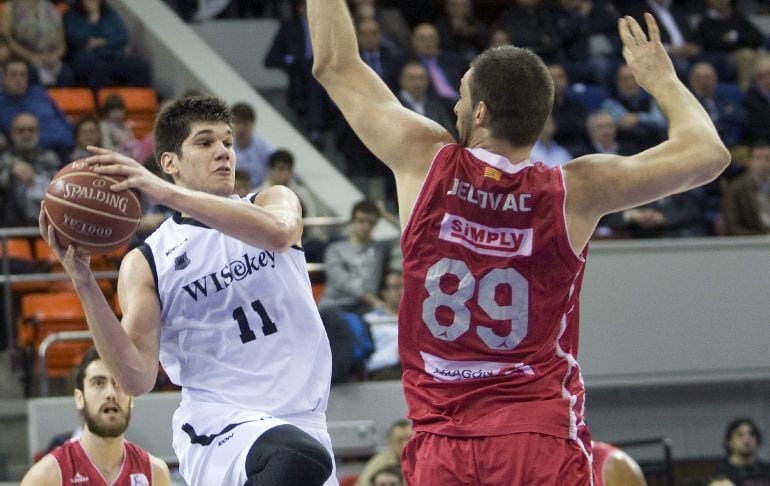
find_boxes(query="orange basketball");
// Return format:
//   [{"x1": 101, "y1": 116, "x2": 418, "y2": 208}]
[{"x1": 43, "y1": 159, "x2": 142, "y2": 254}]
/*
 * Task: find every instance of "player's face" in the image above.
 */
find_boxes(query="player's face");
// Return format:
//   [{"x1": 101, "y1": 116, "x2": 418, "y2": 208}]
[
  {"x1": 176, "y1": 122, "x2": 236, "y2": 196},
  {"x1": 454, "y1": 70, "x2": 475, "y2": 146},
  {"x1": 76, "y1": 360, "x2": 132, "y2": 438}
]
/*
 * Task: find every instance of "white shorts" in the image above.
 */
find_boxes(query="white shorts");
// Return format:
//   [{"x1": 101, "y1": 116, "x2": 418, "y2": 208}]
[{"x1": 172, "y1": 401, "x2": 338, "y2": 486}]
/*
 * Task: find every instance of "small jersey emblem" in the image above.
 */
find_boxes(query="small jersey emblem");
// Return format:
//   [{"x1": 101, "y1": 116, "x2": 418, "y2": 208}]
[
  {"x1": 130, "y1": 473, "x2": 150, "y2": 486},
  {"x1": 175, "y1": 252, "x2": 191, "y2": 271}
]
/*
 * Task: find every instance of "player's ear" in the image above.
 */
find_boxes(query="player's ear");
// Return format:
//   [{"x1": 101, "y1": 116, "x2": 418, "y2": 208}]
[
  {"x1": 74, "y1": 389, "x2": 84, "y2": 411},
  {"x1": 475, "y1": 101, "x2": 490, "y2": 127},
  {"x1": 159, "y1": 152, "x2": 179, "y2": 177}
]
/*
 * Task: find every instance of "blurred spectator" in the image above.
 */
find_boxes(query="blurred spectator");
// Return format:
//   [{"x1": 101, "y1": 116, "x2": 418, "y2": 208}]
[
  {"x1": 0, "y1": 58, "x2": 74, "y2": 156},
  {"x1": 68, "y1": 114, "x2": 101, "y2": 162},
  {"x1": 689, "y1": 61, "x2": 746, "y2": 148},
  {"x1": 370, "y1": 465, "x2": 404, "y2": 486},
  {"x1": 357, "y1": 17, "x2": 401, "y2": 90},
  {"x1": 742, "y1": 55, "x2": 770, "y2": 143},
  {"x1": 552, "y1": 0, "x2": 621, "y2": 87},
  {"x1": 397, "y1": 60, "x2": 457, "y2": 138},
  {"x1": 433, "y1": 0, "x2": 486, "y2": 63},
  {"x1": 62, "y1": 0, "x2": 152, "y2": 92},
  {"x1": 408, "y1": 22, "x2": 464, "y2": 108},
  {"x1": 0, "y1": 112, "x2": 61, "y2": 225},
  {"x1": 600, "y1": 63, "x2": 666, "y2": 152},
  {"x1": 98, "y1": 93, "x2": 138, "y2": 158},
  {"x1": 319, "y1": 199, "x2": 388, "y2": 312},
  {"x1": 548, "y1": 63, "x2": 589, "y2": 155},
  {"x1": 486, "y1": 26, "x2": 511, "y2": 49},
  {"x1": 0, "y1": 37, "x2": 10, "y2": 85},
  {"x1": 500, "y1": 0, "x2": 561, "y2": 64},
  {"x1": 722, "y1": 140, "x2": 770, "y2": 235},
  {"x1": 530, "y1": 114, "x2": 572, "y2": 167},
  {"x1": 695, "y1": 0, "x2": 765, "y2": 90},
  {"x1": 264, "y1": 0, "x2": 332, "y2": 147},
  {"x1": 256, "y1": 148, "x2": 323, "y2": 219},
  {"x1": 623, "y1": 0, "x2": 702, "y2": 81},
  {"x1": 348, "y1": 0, "x2": 411, "y2": 52},
  {"x1": 573, "y1": 111, "x2": 635, "y2": 157},
  {"x1": 233, "y1": 168, "x2": 252, "y2": 197},
  {"x1": 714, "y1": 418, "x2": 770, "y2": 482},
  {"x1": 707, "y1": 476, "x2": 737, "y2": 486},
  {"x1": 362, "y1": 269, "x2": 403, "y2": 380},
  {"x1": 0, "y1": 0, "x2": 75, "y2": 87},
  {"x1": 231, "y1": 101, "x2": 274, "y2": 187},
  {"x1": 354, "y1": 419, "x2": 413, "y2": 486}
]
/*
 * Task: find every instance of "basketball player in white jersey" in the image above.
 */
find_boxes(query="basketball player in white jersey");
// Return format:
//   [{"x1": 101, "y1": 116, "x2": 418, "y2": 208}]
[
  {"x1": 39, "y1": 96, "x2": 337, "y2": 486},
  {"x1": 308, "y1": 3, "x2": 730, "y2": 485}
]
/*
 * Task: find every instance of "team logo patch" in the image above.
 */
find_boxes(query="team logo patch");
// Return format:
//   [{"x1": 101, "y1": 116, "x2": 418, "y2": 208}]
[
  {"x1": 130, "y1": 473, "x2": 149, "y2": 486},
  {"x1": 421, "y1": 351, "x2": 534, "y2": 381},
  {"x1": 439, "y1": 213, "x2": 533, "y2": 257},
  {"x1": 174, "y1": 252, "x2": 191, "y2": 271},
  {"x1": 70, "y1": 472, "x2": 89, "y2": 483}
]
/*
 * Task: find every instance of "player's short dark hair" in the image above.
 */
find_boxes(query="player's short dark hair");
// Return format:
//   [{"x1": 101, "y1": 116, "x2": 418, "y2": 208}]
[
  {"x1": 469, "y1": 46, "x2": 554, "y2": 147},
  {"x1": 351, "y1": 199, "x2": 380, "y2": 220},
  {"x1": 153, "y1": 95, "x2": 233, "y2": 162},
  {"x1": 268, "y1": 149, "x2": 295, "y2": 169},
  {"x1": 723, "y1": 417, "x2": 762, "y2": 454},
  {"x1": 75, "y1": 347, "x2": 102, "y2": 392},
  {"x1": 231, "y1": 102, "x2": 256, "y2": 123}
]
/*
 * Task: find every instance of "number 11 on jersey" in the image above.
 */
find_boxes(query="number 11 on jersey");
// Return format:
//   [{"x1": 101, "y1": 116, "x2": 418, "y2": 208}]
[{"x1": 232, "y1": 300, "x2": 278, "y2": 344}]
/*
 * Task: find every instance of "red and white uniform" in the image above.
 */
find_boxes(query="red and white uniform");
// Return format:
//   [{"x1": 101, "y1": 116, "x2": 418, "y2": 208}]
[
  {"x1": 51, "y1": 438, "x2": 154, "y2": 486},
  {"x1": 400, "y1": 144, "x2": 589, "y2": 443}
]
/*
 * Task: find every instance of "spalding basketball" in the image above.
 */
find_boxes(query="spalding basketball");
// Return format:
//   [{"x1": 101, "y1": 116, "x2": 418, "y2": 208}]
[{"x1": 43, "y1": 159, "x2": 142, "y2": 254}]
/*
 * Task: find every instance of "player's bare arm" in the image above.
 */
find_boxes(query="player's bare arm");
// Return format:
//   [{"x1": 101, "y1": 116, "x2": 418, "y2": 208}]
[
  {"x1": 86, "y1": 147, "x2": 303, "y2": 252},
  {"x1": 20, "y1": 454, "x2": 60, "y2": 486},
  {"x1": 150, "y1": 454, "x2": 172, "y2": 486},
  {"x1": 307, "y1": 0, "x2": 454, "y2": 192},
  {"x1": 563, "y1": 14, "x2": 730, "y2": 252}
]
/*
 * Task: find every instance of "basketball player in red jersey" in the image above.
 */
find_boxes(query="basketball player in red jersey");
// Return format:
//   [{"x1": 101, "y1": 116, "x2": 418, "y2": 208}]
[
  {"x1": 308, "y1": 3, "x2": 729, "y2": 484},
  {"x1": 21, "y1": 347, "x2": 170, "y2": 486}
]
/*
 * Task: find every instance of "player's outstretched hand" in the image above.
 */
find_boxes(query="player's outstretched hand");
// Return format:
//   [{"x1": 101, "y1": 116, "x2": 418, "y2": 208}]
[
  {"x1": 38, "y1": 202, "x2": 92, "y2": 282},
  {"x1": 618, "y1": 13, "x2": 677, "y2": 96},
  {"x1": 84, "y1": 145, "x2": 171, "y2": 203}
]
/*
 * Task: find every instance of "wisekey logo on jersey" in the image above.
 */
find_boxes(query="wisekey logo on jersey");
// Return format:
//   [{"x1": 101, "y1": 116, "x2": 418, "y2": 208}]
[{"x1": 439, "y1": 213, "x2": 533, "y2": 257}]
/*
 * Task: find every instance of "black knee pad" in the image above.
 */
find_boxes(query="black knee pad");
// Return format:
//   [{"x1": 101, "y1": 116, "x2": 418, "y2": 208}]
[{"x1": 244, "y1": 424, "x2": 333, "y2": 486}]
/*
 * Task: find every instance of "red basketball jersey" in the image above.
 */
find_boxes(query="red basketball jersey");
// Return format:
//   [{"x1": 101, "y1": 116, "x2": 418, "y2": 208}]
[
  {"x1": 51, "y1": 438, "x2": 154, "y2": 486},
  {"x1": 400, "y1": 144, "x2": 589, "y2": 442}
]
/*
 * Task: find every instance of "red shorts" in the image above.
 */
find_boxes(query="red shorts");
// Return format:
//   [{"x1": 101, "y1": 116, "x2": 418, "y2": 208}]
[{"x1": 401, "y1": 431, "x2": 596, "y2": 486}]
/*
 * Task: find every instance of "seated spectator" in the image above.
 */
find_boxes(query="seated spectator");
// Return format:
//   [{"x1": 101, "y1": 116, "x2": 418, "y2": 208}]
[
  {"x1": 600, "y1": 63, "x2": 666, "y2": 152},
  {"x1": 592, "y1": 441, "x2": 647, "y2": 486},
  {"x1": 0, "y1": 0, "x2": 74, "y2": 87},
  {"x1": 573, "y1": 111, "x2": 635, "y2": 158},
  {"x1": 530, "y1": 114, "x2": 572, "y2": 167},
  {"x1": 722, "y1": 140, "x2": 770, "y2": 235},
  {"x1": 68, "y1": 114, "x2": 102, "y2": 162},
  {"x1": 695, "y1": 0, "x2": 765, "y2": 90},
  {"x1": 623, "y1": 0, "x2": 702, "y2": 81},
  {"x1": 233, "y1": 168, "x2": 252, "y2": 197},
  {"x1": 355, "y1": 420, "x2": 413, "y2": 486},
  {"x1": 349, "y1": 0, "x2": 411, "y2": 52},
  {"x1": 0, "y1": 58, "x2": 74, "y2": 156},
  {"x1": 500, "y1": 0, "x2": 561, "y2": 65},
  {"x1": 434, "y1": 0, "x2": 487, "y2": 63},
  {"x1": 0, "y1": 112, "x2": 61, "y2": 225},
  {"x1": 407, "y1": 23, "x2": 465, "y2": 109},
  {"x1": 486, "y1": 26, "x2": 511, "y2": 49},
  {"x1": 743, "y1": 55, "x2": 770, "y2": 143},
  {"x1": 552, "y1": 0, "x2": 621, "y2": 87},
  {"x1": 0, "y1": 37, "x2": 10, "y2": 86},
  {"x1": 98, "y1": 93, "x2": 138, "y2": 158},
  {"x1": 600, "y1": 190, "x2": 708, "y2": 238},
  {"x1": 62, "y1": 0, "x2": 152, "y2": 92},
  {"x1": 689, "y1": 61, "x2": 747, "y2": 148},
  {"x1": 548, "y1": 63, "x2": 589, "y2": 155},
  {"x1": 370, "y1": 465, "x2": 404, "y2": 486},
  {"x1": 397, "y1": 60, "x2": 457, "y2": 138},
  {"x1": 256, "y1": 148, "x2": 323, "y2": 219},
  {"x1": 231, "y1": 101, "x2": 274, "y2": 188},
  {"x1": 357, "y1": 17, "x2": 401, "y2": 91},
  {"x1": 362, "y1": 270, "x2": 403, "y2": 380},
  {"x1": 319, "y1": 199, "x2": 388, "y2": 313},
  {"x1": 714, "y1": 418, "x2": 770, "y2": 483}
]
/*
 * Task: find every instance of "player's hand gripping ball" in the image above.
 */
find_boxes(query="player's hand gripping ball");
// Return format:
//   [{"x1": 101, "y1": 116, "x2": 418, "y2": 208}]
[{"x1": 43, "y1": 159, "x2": 142, "y2": 254}]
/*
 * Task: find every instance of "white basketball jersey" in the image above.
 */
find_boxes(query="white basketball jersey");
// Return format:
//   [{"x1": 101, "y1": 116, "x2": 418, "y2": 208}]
[{"x1": 140, "y1": 196, "x2": 332, "y2": 417}]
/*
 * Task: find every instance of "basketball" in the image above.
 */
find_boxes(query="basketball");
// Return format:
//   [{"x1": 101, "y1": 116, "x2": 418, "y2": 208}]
[{"x1": 43, "y1": 159, "x2": 142, "y2": 254}]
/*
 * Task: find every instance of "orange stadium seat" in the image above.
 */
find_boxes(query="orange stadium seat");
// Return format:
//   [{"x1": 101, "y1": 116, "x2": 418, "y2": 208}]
[
  {"x1": 46, "y1": 87, "x2": 97, "y2": 122},
  {"x1": 0, "y1": 238, "x2": 50, "y2": 293},
  {"x1": 17, "y1": 291, "x2": 87, "y2": 349},
  {"x1": 97, "y1": 87, "x2": 159, "y2": 138}
]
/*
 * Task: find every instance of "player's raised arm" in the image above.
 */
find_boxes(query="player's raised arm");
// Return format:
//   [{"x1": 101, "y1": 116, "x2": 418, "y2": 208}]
[
  {"x1": 563, "y1": 14, "x2": 730, "y2": 250},
  {"x1": 307, "y1": 0, "x2": 452, "y2": 176}
]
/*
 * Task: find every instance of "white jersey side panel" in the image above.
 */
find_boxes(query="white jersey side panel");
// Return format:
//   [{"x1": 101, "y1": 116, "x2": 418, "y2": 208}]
[{"x1": 142, "y1": 198, "x2": 331, "y2": 417}]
